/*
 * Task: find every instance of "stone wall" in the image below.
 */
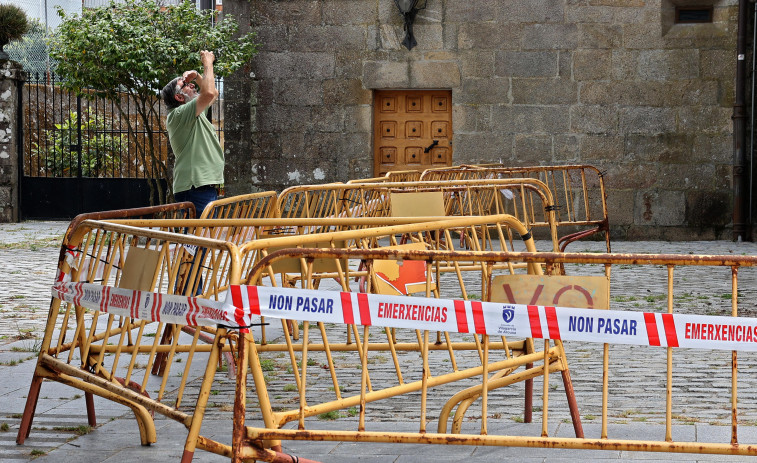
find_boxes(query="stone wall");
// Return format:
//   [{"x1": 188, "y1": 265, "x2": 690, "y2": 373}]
[
  {"x1": 224, "y1": 0, "x2": 738, "y2": 240},
  {"x1": 0, "y1": 60, "x2": 24, "y2": 223}
]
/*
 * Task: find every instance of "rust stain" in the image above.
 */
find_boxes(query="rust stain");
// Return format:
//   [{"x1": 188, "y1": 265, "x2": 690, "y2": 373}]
[{"x1": 643, "y1": 193, "x2": 653, "y2": 221}]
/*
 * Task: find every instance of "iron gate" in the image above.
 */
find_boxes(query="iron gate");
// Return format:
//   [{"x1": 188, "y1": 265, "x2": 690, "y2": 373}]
[{"x1": 20, "y1": 72, "x2": 223, "y2": 219}]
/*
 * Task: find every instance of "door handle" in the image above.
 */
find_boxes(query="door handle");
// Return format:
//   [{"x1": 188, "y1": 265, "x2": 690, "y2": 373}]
[{"x1": 424, "y1": 140, "x2": 439, "y2": 153}]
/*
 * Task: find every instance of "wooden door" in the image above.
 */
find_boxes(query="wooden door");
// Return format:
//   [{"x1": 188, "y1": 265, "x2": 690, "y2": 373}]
[{"x1": 373, "y1": 90, "x2": 453, "y2": 176}]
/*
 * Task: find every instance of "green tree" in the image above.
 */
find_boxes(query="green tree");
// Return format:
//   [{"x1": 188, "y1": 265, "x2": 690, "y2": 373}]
[
  {"x1": 6, "y1": 19, "x2": 53, "y2": 76},
  {"x1": 49, "y1": 0, "x2": 257, "y2": 203}
]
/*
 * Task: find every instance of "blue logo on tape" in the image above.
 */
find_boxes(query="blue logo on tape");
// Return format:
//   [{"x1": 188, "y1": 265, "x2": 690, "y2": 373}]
[{"x1": 502, "y1": 307, "x2": 515, "y2": 323}]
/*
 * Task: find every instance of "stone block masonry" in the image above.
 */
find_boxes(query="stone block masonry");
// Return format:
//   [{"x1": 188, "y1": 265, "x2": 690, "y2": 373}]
[
  {"x1": 223, "y1": 0, "x2": 739, "y2": 240},
  {"x1": 0, "y1": 60, "x2": 25, "y2": 223}
]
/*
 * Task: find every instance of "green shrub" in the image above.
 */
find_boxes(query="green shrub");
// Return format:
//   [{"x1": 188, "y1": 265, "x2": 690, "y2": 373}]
[{"x1": 33, "y1": 109, "x2": 125, "y2": 177}]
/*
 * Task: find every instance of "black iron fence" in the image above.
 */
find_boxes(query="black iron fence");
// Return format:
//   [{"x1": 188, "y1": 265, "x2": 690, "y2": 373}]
[{"x1": 22, "y1": 72, "x2": 224, "y2": 180}]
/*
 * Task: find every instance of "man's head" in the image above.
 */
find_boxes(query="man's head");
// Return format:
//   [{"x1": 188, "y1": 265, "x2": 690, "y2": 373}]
[{"x1": 161, "y1": 76, "x2": 197, "y2": 110}]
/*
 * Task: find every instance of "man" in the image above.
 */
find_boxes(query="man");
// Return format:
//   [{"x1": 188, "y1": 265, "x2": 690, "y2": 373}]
[{"x1": 160, "y1": 50, "x2": 223, "y2": 216}]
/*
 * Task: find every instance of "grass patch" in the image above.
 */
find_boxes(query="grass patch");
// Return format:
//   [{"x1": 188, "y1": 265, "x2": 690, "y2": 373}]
[
  {"x1": 30, "y1": 449, "x2": 47, "y2": 456},
  {"x1": 53, "y1": 425, "x2": 92, "y2": 435},
  {"x1": 318, "y1": 410, "x2": 341, "y2": 420},
  {"x1": 260, "y1": 358, "x2": 276, "y2": 372},
  {"x1": 283, "y1": 384, "x2": 297, "y2": 392},
  {"x1": 0, "y1": 422, "x2": 9, "y2": 432}
]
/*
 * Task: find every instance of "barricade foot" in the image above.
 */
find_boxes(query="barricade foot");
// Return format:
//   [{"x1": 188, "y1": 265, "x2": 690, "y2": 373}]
[
  {"x1": 524, "y1": 363, "x2": 533, "y2": 423},
  {"x1": 16, "y1": 375, "x2": 43, "y2": 444},
  {"x1": 562, "y1": 368, "x2": 584, "y2": 438},
  {"x1": 85, "y1": 392, "x2": 97, "y2": 427},
  {"x1": 181, "y1": 449, "x2": 194, "y2": 463}
]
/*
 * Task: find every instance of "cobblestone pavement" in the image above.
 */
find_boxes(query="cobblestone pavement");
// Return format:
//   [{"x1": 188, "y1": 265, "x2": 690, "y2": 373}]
[
  {"x1": 0, "y1": 221, "x2": 67, "y2": 343},
  {"x1": 4, "y1": 221, "x2": 757, "y2": 461}
]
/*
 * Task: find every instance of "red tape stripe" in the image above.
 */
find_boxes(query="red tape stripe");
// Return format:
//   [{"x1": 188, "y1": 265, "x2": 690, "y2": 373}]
[
  {"x1": 231, "y1": 286, "x2": 243, "y2": 310},
  {"x1": 662, "y1": 313, "x2": 679, "y2": 347},
  {"x1": 153, "y1": 293, "x2": 162, "y2": 322},
  {"x1": 644, "y1": 312, "x2": 661, "y2": 346},
  {"x1": 74, "y1": 283, "x2": 83, "y2": 308},
  {"x1": 341, "y1": 293, "x2": 354, "y2": 324},
  {"x1": 100, "y1": 287, "x2": 108, "y2": 313},
  {"x1": 454, "y1": 300, "x2": 469, "y2": 333},
  {"x1": 150, "y1": 293, "x2": 157, "y2": 322},
  {"x1": 471, "y1": 301, "x2": 486, "y2": 334},
  {"x1": 246, "y1": 286, "x2": 260, "y2": 316},
  {"x1": 186, "y1": 297, "x2": 196, "y2": 326},
  {"x1": 131, "y1": 290, "x2": 139, "y2": 319},
  {"x1": 545, "y1": 306, "x2": 561, "y2": 340},
  {"x1": 357, "y1": 293, "x2": 371, "y2": 326},
  {"x1": 527, "y1": 305, "x2": 542, "y2": 338}
]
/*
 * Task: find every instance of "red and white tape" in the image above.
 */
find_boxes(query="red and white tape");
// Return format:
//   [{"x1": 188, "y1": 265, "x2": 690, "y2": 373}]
[
  {"x1": 52, "y1": 282, "x2": 757, "y2": 352},
  {"x1": 52, "y1": 282, "x2": 235, "y2": 327}
]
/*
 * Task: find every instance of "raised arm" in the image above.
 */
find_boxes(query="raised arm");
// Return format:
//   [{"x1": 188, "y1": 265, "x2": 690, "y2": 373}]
[{"x1": 193, "y1": 50, "x2": 219, "y2": 117}]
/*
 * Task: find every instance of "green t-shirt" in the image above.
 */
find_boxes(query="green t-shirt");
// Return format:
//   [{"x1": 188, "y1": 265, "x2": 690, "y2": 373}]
[{"x1": 166, "y1": 98, "x2": 224, "y2": 194}]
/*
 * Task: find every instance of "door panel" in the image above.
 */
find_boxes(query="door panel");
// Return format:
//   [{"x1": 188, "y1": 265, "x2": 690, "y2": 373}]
[{"x1": 373, "y1": 90, "x2": 453, "y2": 175}]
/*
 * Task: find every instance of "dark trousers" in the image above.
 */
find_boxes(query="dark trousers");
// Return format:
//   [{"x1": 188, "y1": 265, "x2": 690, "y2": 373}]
[
  {"x1": 174, "y1": 185, "x2": 217, "y2": 295},
  {"x1": 174, "y1": 185, "x2": 218, "y2": 218}
]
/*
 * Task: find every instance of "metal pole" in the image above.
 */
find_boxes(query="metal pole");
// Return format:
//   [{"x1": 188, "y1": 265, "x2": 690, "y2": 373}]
[
  {"x1": 16, "y1": 73, "x2": 26, "y2": 222},
  {"x1": 750, "y1": 4, "x2": 756, "y2": 235},
  {"x1": 733, "y1": 0, "x2": 750, "y2": 241},
  {"x1": 76, "y1": 95, "x2": 82, "y2": 178}
]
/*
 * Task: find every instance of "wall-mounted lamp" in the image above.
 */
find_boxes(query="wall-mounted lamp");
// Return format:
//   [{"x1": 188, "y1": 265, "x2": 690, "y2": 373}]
[{"x1": 394, "y1": 0, "x2": 427, "y2": 50}]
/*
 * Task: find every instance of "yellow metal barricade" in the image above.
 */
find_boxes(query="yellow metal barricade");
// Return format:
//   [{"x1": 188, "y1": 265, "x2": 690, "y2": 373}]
[
  {"x1": 201, "y1": 191, "x2": 278, "y2": 220},
  {"x1": 421, "y1": 164, "x2": 610, "y2": 251},
  {"x1": 19, "y1": 213, "x2": 559, "y2": 462},
  {"x1": 16, "y1": 218, "x2": 243, "y2": 451},
  {"x1": 347, "y1": 170, "x2": 423, "y2": 183},
  {"x1": 275, "y1": 179, "x2": 561, "y2": 249},
  {"x1": 225, "y1": 214, "x2": 586, "y2": 460},
  {"x1": 21, "y1": 211, "x2": 757, "y2": 462},
  {"x1": 228, "y1": 247, "x2": 757, "y2": 462}
]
